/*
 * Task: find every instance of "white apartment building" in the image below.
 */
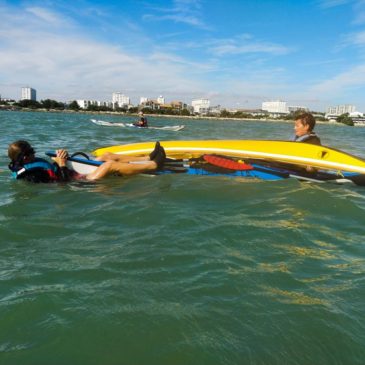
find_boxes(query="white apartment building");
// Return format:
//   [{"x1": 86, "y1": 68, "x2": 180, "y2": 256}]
[
  {"x1": 75, "y1": 100, "x2": 112, "y2": 109},
  {"x1": 261, "y1": 100, "x2": 288, "y2": 114},
  {"x1": 209, "y1": 105, "x2": 222, "y2": 115},
  {"x1": 112, "y1": 92, "x2": 130, "y2": 108},
  {"x1": 192, "y1": 99, "x2": 210, "y2": 114},
  {"x1": 21, "y1": 87, "x2": 36, "y2": 101},
  {"x1": 76, "y1": 100, "x2": 98, "y2": 109},
  {"x1": 287, "y1": 105, "x2": 309, "y2": 113},
  {"x1": 97, "y1": 101, "x2": 113, "y2": 108},
  {"x1": 326, "y1": 104, "x2": 356, "y2": 115},
  {"x1": 140, "y1": 97, "x2": 148, "y2": 104}
]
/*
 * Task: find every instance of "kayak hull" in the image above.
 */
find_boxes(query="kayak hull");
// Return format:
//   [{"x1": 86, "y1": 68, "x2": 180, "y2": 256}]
[{"x1": 93, "y1": 140, "x2": 365, "y2": 174}]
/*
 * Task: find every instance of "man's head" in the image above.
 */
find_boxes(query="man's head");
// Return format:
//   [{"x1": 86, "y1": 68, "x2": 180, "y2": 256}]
[
  {"x1": 8, "y1": 140, "x2": 35, "y2": 163},
  {"x1": 294, "y1": 113, "x2": 316, "y2": 137}
]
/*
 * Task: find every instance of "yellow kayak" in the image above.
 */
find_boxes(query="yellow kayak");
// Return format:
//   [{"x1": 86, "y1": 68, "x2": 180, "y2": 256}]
[{"x1": 93, "y1": 140, "x2": 365, "y2": 174}]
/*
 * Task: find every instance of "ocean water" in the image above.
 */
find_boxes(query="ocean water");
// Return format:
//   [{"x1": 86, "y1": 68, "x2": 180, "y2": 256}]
[{"x1": 0, "y1": 111, "x2": 364, "y2": 365}]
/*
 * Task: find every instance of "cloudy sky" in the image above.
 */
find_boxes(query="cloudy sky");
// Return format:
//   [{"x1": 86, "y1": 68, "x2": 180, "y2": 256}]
[{"x1": 1, "y1": 0, "x2": 365, "y2": 111}]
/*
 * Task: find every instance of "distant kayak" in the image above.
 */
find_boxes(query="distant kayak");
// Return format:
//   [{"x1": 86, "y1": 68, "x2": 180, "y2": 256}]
[{"x1": 90, "y1": 119, "x2": 185, "y2": 131}]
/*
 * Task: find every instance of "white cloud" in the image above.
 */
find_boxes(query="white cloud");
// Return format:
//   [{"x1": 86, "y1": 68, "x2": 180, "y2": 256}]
[
  {"x1": 350, "y1": 30, "x2": 365, "y2": 45},
  {"x1": 0, "y1": 4, "x2": 208, "y2": 102},
  {"x1": 337, "y1": 29, "x2": 365, "y2": 51},
  {"x1": 143, "y1": 13, "x2": 204, "y2": 28},
  {"x1": 210, "y1": 43, "x2": 290, "y2": 56},
  {"x1": 310, "y1": 64, "x2": 365, "y2": 95},
  {"x1": 208, "y1": 37, "x2": 291, "y2": 56},
  {"x1": 142, "y1": 0, "x2": 209, "y2": 29},
  {"x1": 319, "y1": 0, "x2": 365, "y2": 25},
  {"x1": 353, "y1": 0, "x2": 365, "y2": 23},
  {"x1": 0, "y1": 34, "x2": 203, "y2": 100},
  {"x1": 26, "y1": 7, "x2": 68, "y2": 26},
  {"x1": 318, "y1": 0, "x2": 352, "y2": 8}
]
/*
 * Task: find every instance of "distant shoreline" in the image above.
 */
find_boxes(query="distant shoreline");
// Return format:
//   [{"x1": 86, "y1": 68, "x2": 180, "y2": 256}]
[
  {"x1": 0, "y1": 106, "x2": 286, "y2": 121},
  {"x1": 0, "y1": 106, "x2": 337, "y2": 125}
]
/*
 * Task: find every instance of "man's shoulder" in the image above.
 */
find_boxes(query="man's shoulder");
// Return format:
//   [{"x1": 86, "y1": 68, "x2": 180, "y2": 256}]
[{"x1": 305, "y1": 134, "x2": 321, "y2": 145}]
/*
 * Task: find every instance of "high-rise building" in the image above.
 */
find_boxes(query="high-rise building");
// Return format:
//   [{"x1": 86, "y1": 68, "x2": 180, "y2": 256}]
[
  {"x1": 261, "y1": 100, "x2": 287, "y2": 113},
  {"x1": 192, "y1": 99, "x2": 210, "y2": 114},
  {"x1": 76, "y1": 100, "x2": 98, "y2": 109},
  {"x1": 287, "y1": 105, "x2": 309, "y2": 113},
  {"x1": 326, "y1": 104, "x2": 356, "y2": 115},
  {"x1": 21, "y1": 87, "x2": 36, "y2": 101},
  {"x1": 112, "y1": 92, "x2": 130, "y2": 107}
]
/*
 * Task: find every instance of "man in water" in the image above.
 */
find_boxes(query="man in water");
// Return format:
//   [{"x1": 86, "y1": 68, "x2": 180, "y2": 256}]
[
  {"x1": 8, "y1": 140, "x2": 165, "y2": 182},
  {"x1": 289, "y1": 112, "x2": 321, "y2": 173},
  {"x1": 292, "y1": 112, "x2": 321, "y2": 145},
  {"x1": 133, "y1": 111, "x2": 148, "y2": 127}
]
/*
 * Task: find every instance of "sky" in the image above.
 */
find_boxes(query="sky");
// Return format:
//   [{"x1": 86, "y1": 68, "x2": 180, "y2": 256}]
[{"x1": 1, "y1": 0, "x2": 365, "y2": 112}]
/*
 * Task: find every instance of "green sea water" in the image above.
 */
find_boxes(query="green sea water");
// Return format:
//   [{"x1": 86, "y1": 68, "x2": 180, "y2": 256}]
[{"x1": 0, "y1": 111, "x2": 364, "y2": 365}]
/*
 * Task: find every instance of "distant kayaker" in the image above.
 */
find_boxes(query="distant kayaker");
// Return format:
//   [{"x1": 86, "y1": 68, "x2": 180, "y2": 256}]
[
  {"x1": 133, "y1": 111, "x2": 148, "y2": 127},
  {"x1": 292, "y1": 112, "x2": 321, "y2": 145}
]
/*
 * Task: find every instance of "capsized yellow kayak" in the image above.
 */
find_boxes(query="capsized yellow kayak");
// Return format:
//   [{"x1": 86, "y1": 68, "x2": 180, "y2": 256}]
[{"x1": 93, "y1": 140, "x2": 365, "y2": 174}]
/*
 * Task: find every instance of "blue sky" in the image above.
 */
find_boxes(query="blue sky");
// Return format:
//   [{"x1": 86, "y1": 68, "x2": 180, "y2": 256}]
[{"x1": 1, "y1": 0, "x2": 365, "y2": 112}]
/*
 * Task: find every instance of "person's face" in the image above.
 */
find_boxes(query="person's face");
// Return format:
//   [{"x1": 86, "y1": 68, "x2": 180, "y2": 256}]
[{"x1": 294, "y1": 119, "x2": 310, "y2": 137}]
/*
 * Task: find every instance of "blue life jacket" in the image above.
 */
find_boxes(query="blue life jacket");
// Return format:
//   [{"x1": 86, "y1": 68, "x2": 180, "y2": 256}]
[{"x1": 9, "y1": 158, "x2": 58, "y2": 180}]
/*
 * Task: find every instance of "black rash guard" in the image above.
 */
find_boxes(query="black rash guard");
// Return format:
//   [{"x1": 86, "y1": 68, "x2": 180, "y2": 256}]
[{"x1": 293, "y1": 132, "x2": 321, "y2": 145}]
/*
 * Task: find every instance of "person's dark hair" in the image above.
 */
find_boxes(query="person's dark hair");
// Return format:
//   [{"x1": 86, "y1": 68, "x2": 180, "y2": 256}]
[
  {"x1": 295, "y1": 112, "x2": 316, "y2": 131},
  {"x1": 8, "y1": 140, "x2": 35, "y2": 163}
]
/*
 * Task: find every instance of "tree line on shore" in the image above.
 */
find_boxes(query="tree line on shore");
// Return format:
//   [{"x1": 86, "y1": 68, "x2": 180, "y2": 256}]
[
  {"x1": 0, "y1": 98, "x2": 355, "y2": 125},
  {"x1": 1, "y1": 98, "x2": 192, "y2": 115}
]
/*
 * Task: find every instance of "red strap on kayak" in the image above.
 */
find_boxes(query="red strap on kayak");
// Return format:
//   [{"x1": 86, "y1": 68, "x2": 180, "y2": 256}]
[{"x1": 203, "y1": 155, "x2": 253, "y2": 170}]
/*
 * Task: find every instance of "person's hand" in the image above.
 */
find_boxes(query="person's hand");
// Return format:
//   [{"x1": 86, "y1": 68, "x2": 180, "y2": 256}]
[
  {"x1": 305, "y1": 166, "x2": 316, "y2": 173},
  {"x1": 52, "y1": 149, "x2": 69, "y2": 167}
]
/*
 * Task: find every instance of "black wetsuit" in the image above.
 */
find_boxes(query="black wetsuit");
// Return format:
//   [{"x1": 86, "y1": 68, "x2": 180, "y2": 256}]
[
  {"x1": 133, "y1": 117, "x2": 148, "y2": 127},
  {"x1": 292, "y1": 132, "x2": 321, "y2": 145}
]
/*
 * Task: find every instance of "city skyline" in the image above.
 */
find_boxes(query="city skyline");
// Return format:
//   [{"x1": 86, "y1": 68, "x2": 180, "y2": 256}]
[
  {"x1": 12, "y1": 85, "x2": 364, "y2": 112},
  {"x1": 1, "y1": 0, "x2": 365, "y2": 112},
  {"x1": 11, "y1": 86, "x2": 360, "y2": 116}
]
